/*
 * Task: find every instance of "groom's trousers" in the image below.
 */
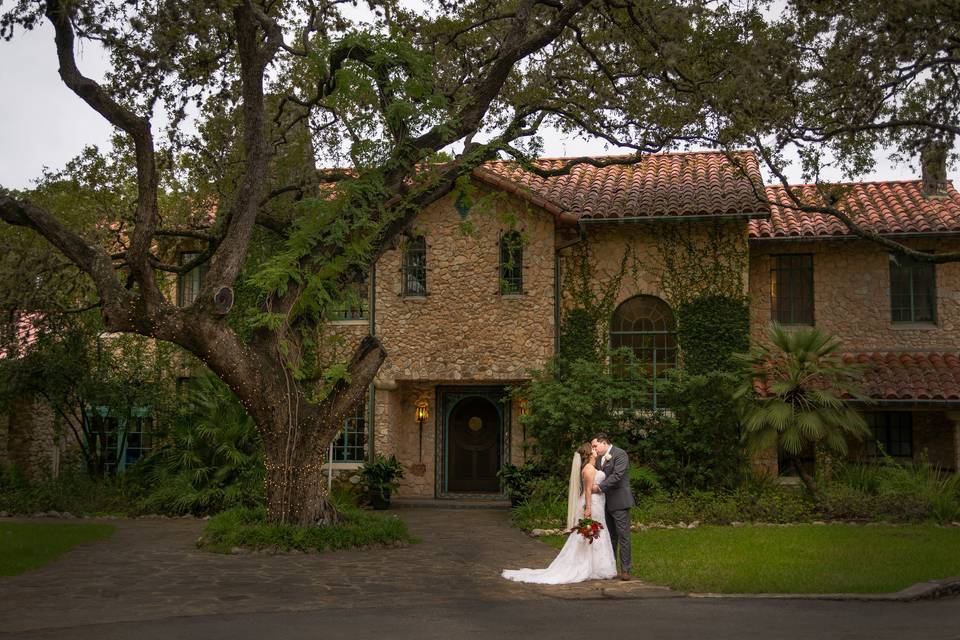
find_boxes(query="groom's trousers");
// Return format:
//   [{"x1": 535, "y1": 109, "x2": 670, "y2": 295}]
[{"x1": 606, "y1": 508, "x2": 632, "y2": 572}]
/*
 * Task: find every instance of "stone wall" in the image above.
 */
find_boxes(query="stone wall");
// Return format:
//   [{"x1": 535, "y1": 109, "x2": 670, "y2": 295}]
[
  {"x1": 373, "y1": 184, "x2": 556, "y2": 383},
  {"x1": 1, "y1": 395, "x2": 72, "y2": 482},
  {"x1": 749, "y1": 237, "x2": 960, "y2": 350},
  {"x1": 571, "y1": 219, "x2": 750, "y2": 316}
]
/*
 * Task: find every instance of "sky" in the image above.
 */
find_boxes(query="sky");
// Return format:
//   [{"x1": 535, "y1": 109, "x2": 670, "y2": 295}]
[{"x1": 0, "y1": 17, "x2": 929, "y2": 191}]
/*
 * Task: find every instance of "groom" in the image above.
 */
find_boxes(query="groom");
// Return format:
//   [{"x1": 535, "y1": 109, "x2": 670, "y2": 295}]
[{"x1": 591, "y1": 433, "x2": 634, "y2": 581}]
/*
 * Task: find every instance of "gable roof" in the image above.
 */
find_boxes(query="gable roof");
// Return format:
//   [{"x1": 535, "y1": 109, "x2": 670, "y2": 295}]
[
  {"x1": 750, "y1": 181, "x2": 960, "y2": 240},
  {"x1": 472, "y1": 151, "x2": 769, "y2": 220}
]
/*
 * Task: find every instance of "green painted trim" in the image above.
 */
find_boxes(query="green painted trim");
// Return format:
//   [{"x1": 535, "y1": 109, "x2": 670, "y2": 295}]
[{"x1": 436, "y1": 386, "x2": 510, "y2": 498}]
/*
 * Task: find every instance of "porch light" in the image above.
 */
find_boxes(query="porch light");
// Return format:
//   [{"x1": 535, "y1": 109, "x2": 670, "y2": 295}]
[
  {"x1": 415, "y1": 400, "x2": 429, "y2": 461},
  {"x1": 518, "y1": 397, "x2": 530, "y2": 416},
  {"x1": 415, "y1": 401, "x2": 429, "y2": 423}
]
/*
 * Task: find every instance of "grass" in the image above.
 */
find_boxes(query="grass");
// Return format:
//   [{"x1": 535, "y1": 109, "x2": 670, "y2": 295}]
[
  {"x1": 543, "y1": 524, "x2": 960, "y2": 593},
  {"x1": 0, "y1": 522, "x2": 115, "y2": 576},
  {"x1": 198, "y1": 505, "x2": 417, "y2": 553}
]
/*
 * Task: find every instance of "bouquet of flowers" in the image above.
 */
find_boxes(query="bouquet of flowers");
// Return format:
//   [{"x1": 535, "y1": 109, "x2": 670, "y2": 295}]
[{"x1": 569, "y1": 517, "x2": 604, "y2": 544}]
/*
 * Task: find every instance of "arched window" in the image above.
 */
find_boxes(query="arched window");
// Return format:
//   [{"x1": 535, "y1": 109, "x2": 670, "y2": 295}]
[
  {"x1": 499, "y1": 231, "x2": 523, "y2": 294},
  {"x1": 609, "y1": 295, "x2": 678, "y2": 407},
  {"x1": 403, "y1": 236, "x2": 427, "y2": 295}
]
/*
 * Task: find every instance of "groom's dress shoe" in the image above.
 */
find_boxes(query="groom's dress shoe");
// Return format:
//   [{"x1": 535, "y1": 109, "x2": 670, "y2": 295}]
[{"x1": 618, "y1": 572, "x2": 632, "y2": 581}]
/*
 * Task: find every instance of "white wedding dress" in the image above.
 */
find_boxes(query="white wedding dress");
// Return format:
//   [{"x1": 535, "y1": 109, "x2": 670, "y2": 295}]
[{"x1": 501, "y1": 469, "x2": 618, "y2": 584}]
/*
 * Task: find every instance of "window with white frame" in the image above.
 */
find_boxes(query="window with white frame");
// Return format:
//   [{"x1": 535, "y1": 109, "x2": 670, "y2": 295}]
[
  {"x1": 177, "y1": 252, "x2": 210, "y2": 306},
  {"x1": 330, "y1": 403, "x2": 367, "y2": 462}
]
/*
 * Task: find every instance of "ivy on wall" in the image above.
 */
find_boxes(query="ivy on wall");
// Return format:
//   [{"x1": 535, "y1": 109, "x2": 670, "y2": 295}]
[
  {"x1": 677, "y1": 294, "x2": 750, "y2": 374},
  {"x1": 653, "y1": 220, "x2": 751, "y2": 373},
  {"x1": 558, "y1": 241, "x2": 638, "y2": 363},
  {"x1": 654, "y1": 220, "x2": 747, "y2": 308}
]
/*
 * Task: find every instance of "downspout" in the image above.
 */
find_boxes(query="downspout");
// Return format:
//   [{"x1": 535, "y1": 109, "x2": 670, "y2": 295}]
[{"x1": 368, "y1": 266, "x2": 376, "y2": 461}]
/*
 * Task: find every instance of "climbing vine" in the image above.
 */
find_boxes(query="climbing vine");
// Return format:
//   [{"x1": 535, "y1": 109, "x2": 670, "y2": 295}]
[{"x1": 653, "y1": 220, "x2": 750, "y2": 373}]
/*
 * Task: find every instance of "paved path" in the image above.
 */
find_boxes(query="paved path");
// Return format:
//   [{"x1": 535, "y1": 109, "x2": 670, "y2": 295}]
[{"x1": 0, "y1": 509, "x2": 676, "y2": 635}]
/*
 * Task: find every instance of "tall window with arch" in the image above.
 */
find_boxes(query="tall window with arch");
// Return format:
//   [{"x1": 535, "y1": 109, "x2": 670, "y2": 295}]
[
  {"x1": 403, "y1": 235, "x2": 427, "y2": 296},
  {"x1": 499, "y1": 230, "x2": 524, "y2": 294},
  {"x1": 609, "y1": 295, "x2": 678, "y2": 408}
]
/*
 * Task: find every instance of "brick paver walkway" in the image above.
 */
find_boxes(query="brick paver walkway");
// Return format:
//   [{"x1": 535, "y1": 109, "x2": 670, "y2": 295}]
[{"x1": 0, "y1": 509, "x2": 676, "y2": 634}]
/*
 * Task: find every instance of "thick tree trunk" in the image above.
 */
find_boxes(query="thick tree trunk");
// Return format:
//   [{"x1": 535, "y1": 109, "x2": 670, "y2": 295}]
[
  {"x1": 791, "y1": 455, "x2": 820, "y2": 497},
  {"x1": 218, "y1": 335, "x2": 387, "y2": 527},
  {"x1": 265, "y1": 441, "x2": 340, "y2": 526}
]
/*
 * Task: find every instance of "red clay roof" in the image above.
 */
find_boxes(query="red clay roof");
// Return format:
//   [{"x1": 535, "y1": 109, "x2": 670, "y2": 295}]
[
  {"x1": 845, "y1": 352, "x2": 960, "y2": 401},
  {"x1": 750, "y1": 182, "x2": 960, "y2": 239},
  {"x1": 472, "y1": 151, "x2": 769, "y2": 220}
]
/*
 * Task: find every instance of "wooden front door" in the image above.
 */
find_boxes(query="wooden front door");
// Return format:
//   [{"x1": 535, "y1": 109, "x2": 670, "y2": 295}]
[{"x1": 442, "y1": 391, "x2": 504, "y2": 494}]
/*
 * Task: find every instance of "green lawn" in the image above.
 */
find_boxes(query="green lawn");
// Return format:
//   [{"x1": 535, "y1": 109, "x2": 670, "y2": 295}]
[
  {"x1": 544, "y1": 524, "x2": 960, "y2": 593},
  {"x1": 0, "y1": 522, "x2": 115, "y2": 576}
]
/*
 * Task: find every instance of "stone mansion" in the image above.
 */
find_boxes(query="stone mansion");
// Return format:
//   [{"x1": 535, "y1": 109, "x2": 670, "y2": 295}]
[
  {"x1": 2, "y1": 150, "x2": 959, "y2": 499},
  {"x1": 313, "y1": 150, "x2": 960, "y2": 499}
]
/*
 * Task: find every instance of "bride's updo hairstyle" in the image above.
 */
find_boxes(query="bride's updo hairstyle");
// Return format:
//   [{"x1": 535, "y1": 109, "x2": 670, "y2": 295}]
[{"x1": 577, "y1": 442, "x2": 593, "y2": 469}]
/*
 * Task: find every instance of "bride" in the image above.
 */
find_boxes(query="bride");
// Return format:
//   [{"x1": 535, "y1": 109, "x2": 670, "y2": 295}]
[{"x1": 501, "y1": 442, "x2": 617, "y2": 584}]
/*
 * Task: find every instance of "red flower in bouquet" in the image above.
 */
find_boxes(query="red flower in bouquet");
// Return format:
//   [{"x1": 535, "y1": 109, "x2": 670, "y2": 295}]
[{"x1": 569, "y1": 517, "x2": 604, "y2": 543}]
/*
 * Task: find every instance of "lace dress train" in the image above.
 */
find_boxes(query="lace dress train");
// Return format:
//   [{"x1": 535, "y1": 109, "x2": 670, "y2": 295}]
[{"x1": 501, "y1": 470, "x2": 617, "y2": 584}]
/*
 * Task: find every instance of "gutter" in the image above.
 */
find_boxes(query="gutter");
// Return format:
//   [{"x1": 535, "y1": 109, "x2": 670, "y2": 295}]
[
  {"x1": 750, "y1": 231, "x2": 960, "y2": 242},
  {"x1": 851, "y1": 398, "x2": 960, "y2": 407},
  {"x1": 577, "y1": 211, "x2": 770, "y2": 223}
]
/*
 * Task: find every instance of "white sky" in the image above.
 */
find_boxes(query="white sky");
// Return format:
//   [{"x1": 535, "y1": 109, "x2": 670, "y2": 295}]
[{"x1": 0, "y1": 18, "x2": 928, "y2": 191}]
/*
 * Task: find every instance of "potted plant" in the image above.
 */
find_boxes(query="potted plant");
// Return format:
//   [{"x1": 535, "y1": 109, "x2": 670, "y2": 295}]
[
  {"x1": 497, "y1": 462, "x2": 540, "y2": 507},
  {"x1": 359, "y1": 454, "x2": 405, "y2": 509}
]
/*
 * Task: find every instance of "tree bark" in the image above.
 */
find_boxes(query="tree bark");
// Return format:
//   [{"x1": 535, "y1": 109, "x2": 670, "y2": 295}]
[
  {"x1": 265, "y1": 435, "x2": 340, "y2": 526},
  {"x1": 791, "y1": 455, "x2": 820, "y2": 497}
]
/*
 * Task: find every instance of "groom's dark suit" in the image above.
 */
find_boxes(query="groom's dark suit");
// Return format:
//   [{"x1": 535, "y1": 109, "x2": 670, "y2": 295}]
[{"x1": 596, "y1": 445, "x2": 634, "y2": 574}]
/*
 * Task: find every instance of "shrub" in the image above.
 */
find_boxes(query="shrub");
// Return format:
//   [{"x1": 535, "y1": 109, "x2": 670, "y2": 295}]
[
  {"x1": 516, "y1": 351, "x2": 646, "y2": 476},
  {"x1": 0, "y1": 472, "x2": 136, "y2": 516},
  {"x1": 629, "y1": 465, "x2": 662, "y2": 498},
  {"x1": 132, "y1": 374, "x2": 265, "y2": 516},
  {"x1": 828, "y1": 458, "x2": 960, "y2": 523},
  {"x1": 630, "y1": 371, "x2": 746, "y2": 492},
  {"x1": 198, "y1": 504, "x2": 415, "y2": 553},
  {"x1": 0, "y1": 463, "x2": 26, "y2": 491},
  {"x1": 497, "y1": 462, "x2": 543, "y2": 506}
]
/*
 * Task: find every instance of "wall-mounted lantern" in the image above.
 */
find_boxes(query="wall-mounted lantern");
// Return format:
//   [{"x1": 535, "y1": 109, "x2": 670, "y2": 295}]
[
  {"x1": 415, "y1": 400, "x2": 429, "y2": 462},
  {"x1": 517, "y1": 397, "x2": 530, "y2": 417}
]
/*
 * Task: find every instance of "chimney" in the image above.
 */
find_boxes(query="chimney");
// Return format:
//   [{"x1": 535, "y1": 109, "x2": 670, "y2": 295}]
[{"x1": 921, "y1": 140, "x2": 950, "y2": 198}]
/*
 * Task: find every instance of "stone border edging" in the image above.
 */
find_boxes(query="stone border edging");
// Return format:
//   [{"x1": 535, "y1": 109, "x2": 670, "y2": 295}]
[{"x1": 688, "y1": 576, "x2": 960, "y2": 602}]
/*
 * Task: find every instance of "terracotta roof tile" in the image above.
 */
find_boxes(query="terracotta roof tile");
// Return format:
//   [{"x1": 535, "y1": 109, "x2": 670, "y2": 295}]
[
  {"x1": 844, "y1": 352, "x2": 960, "y2": 401},
  {"x1": 473, "y1": 151, "x2": 769, "y2": 220},
  {"x1": 750, "y1": 182, "x2": 960, "y2": 239}
]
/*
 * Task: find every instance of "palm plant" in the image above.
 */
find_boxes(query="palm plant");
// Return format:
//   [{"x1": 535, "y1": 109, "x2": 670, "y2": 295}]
[
  {"x1": 734, "y1": 324, "x2": 870, "y2": 496},
  {"x1": 135, "y1": 374, "x2": 265, "y2": 515}
]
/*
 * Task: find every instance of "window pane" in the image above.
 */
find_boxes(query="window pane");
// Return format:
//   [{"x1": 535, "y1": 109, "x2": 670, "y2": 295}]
[
  {"x1": 609, "y1": 295, "x2": 677, "y2": 410},
  {"x1": 865, "y1": 411, "x2": 913, "y2": 458},
  {"x1": 177, "y1": 253, "x2": 208, "y2": 307},
  {"x1": 403, "y1": 237, "x2": 427, "y2": 295},
  {"x1": 771, "y1": 254, "x2": 813, "y2": 324},
  {"x1": 499, "y1": 232, "x2": 523, "y2": 294},
  {"x1": 331, "y1": 403, "x2": 367, "y2": 462},
  {"x1": 890, "y1": 254, "x2": 936, "y2": 323}
]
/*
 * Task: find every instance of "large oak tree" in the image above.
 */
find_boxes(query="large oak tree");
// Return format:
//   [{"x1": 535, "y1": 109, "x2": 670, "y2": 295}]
[{"x1": 0, "y1": 0, "x2": 748, "y2": 524}]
